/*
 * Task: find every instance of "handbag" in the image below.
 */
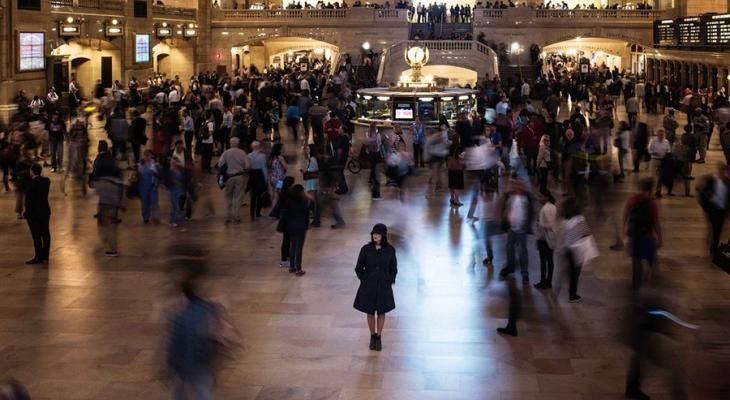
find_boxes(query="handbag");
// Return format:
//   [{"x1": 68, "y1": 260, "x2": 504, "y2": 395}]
[
  {"x1": 568, "y1": 235, "x2": 599, "y2": 266},
  {"x1": 712, "y1": 241, "x2": 730, "y2": 274},
  {"x1": 303, "y1": 157, "x2": 318, "y2": 180}
]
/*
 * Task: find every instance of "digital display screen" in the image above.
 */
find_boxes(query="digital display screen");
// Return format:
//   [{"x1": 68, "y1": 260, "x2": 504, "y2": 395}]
[
  {"x1": 394, "y1": 102, "x2": 414, "y2": 120},
  {"x1": 135, "y1": 34, "x2": 150, "y2": 63},
  {"x1": 706, "y1": 14, "x2": 730, "y2": 45},
  {"x1": 654, "y1": 20, "x2": 676, "y2": 46},
  {"x1": 678, "y1": 18, "x2": 702, "y2": 45},
  {"x1": 19, "y1": 32, "x2": 44, "y2": 71}
]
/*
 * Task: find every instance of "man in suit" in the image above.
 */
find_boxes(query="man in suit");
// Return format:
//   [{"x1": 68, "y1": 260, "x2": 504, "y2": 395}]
[{"x1": 24, "y1": 163, "x2": 51, "y2": 264}]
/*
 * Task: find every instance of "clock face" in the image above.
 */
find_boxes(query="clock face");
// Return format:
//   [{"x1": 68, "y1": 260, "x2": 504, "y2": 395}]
[{"x1": 407, "y1": 46, "x2": 425, "y2": 64}]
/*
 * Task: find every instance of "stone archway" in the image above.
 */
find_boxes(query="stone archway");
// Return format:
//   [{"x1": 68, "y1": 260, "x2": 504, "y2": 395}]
[
  {"x1": 51, "y1": 39, "x2": 121, "y2": 98},
  {"x1": 229, "y1": 36, "x2": 341, "y2": 75}
]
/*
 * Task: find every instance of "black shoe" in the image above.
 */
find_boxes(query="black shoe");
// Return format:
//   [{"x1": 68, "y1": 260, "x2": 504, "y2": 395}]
[
  {"x1": 482, "y1": 257, "x2": 493, "y2": 266},
  {"x1": 496, "y1": 326, "x2": 517, "y2": 337},
  {"x1": 522, "y1": 276, "x2": 530, "y2": 283},
  {"x1": 25, "y1": 259, "x2": 43, "y2": 265},
  {"x1": 374, "y1": 334, "x2": 382, "y2": 351},
  {"x1": 569, "y1": 295, "x2": 582, "y2": 303},
  {"x1": 499, "y1": 267, "x2": 513, "y2": 278},
  {"x1": 104, "y1": 251, "x2": 119, "y2": 257},
  {"x1": 369, "y1": 334, "x2": 377, "y2": 350},
  {"x1": 625, "y1": 387, "x2": 651, "y2": 399},
  {"x1": 534, "y1": 281, "x2": 546, "y2": 289}
]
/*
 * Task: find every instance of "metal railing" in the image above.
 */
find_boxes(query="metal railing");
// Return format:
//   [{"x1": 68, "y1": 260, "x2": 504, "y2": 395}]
[
  {"x1": 50, "y1": 0, "x2": 124, "y2": 12},
  {"x1": 476, "y1": 7, "x2": 664, "y2": 23},
  {"x1": 216, "y1": 7, "x2": 407, "y2": 21},
  {"x1": 152, "y1": 5, "x2": 197, "y2": 18},
  {"x1": 219, "y1": 8, "x2": 348, "y2": 19},
  {"x1": 533, "y1": 8, "x2": 664, "y2": 20}
]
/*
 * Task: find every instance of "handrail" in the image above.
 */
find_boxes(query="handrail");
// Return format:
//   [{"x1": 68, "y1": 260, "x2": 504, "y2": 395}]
[
  {"x1": 216, "y1": 7, "x2": 407, "y2": 21},
  {"x1": 219, "y1": 8, "x2": 348, "y2": 19},
  {"x1": 476, "y1": 7, "x2": 664, "y2": 22},
  {"x1": 152, "y1": 5, "x2": 197, "y2": 18},
  {"x1": 50, "y1": 0, "x2": 124, "y2": 11},
  {"x1": 533, "y1": 9, "x2": 664, "y2": 19}
]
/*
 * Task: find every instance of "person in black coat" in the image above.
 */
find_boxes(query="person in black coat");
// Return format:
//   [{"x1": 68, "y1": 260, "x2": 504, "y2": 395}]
[
  {"x1": 24, "y1": 163, "x2": 51, "y2": 264},
  {"x1": 353, "y1": 223, "x2": 397, "y2": 352},
  {"x1": 280, "y1": 184, "x2": 310, "y2": 276}
]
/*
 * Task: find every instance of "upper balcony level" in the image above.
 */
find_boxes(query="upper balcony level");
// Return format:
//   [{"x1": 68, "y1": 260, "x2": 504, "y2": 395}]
[
  {"x1": 210, "y1": 7, "x2": 407, "y2": 27},
  {"x1": 211, "y1": 6, "x2": 668, "y2": 28},
  {"x1": 475, "y1": 7, "x2": 668, "y2": 26},
  {"x1": 48, "y1": 0, "x2": 197, "y2": 19}
]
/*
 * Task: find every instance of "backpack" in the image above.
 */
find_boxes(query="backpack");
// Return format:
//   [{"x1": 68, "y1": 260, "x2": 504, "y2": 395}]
[{"x1": 628, "y1": 198, "x2": 653, "y2": 238}]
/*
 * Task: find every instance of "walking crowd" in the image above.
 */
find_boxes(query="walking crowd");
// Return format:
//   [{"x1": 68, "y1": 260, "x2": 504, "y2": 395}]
[{"x1": 3, "y1": 49, "x2": 728, "y2": 398}]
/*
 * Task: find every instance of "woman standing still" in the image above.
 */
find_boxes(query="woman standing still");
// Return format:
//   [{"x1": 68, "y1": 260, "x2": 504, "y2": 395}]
[{"x1": 354, "y1": 223, "x2": 398, "y2": 351}]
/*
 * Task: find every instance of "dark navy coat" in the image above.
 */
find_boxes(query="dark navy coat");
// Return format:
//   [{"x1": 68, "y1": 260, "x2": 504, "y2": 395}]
[{"x1": 353, "y1": 243, "x2": 397, "y2": 314}]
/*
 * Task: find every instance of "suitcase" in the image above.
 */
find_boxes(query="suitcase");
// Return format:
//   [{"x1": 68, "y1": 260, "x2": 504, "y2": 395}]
[{"x1": 711, "y1": 242, "x2": 730, "y2": 274}]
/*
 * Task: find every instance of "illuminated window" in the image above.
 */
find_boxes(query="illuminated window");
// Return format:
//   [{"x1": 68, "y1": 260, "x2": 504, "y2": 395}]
[
  {"x1": 135, "y1": 34, "x2": 150, "y2": 63},
  {"x1": 18, "y1": 32, "x2": 44, "y2": 71}
]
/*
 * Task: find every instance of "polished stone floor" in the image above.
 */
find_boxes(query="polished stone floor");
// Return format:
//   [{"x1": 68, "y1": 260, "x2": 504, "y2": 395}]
[{"x1": 1, "y1": 104, "x2": 729, "y2": 399}]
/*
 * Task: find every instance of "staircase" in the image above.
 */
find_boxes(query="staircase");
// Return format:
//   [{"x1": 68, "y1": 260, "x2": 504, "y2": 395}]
[
  {"x1": 498, "y1": 64, "x2": 538, "y2": 84},
  {"x1": 409, "y1": 23, "x2": 473, "y2": 40}
]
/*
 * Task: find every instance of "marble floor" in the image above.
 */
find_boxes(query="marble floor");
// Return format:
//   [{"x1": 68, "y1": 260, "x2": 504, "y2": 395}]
[{"x1": 1, "y1": 105, "x2": 729, "y2": 400}]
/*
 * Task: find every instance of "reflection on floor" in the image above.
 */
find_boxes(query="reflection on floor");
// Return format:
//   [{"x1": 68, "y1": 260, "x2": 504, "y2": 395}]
[{"x1": 0, "y1": 105, "x2": 729, "y2": 400}]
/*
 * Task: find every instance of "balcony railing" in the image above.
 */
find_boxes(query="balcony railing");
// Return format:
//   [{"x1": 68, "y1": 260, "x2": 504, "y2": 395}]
[
  {"x1": 476, "y1": 7, "x2": 665, "y2": 24},
  {"x1": 406, "y1": 40, "x2": 497, "y2": 57},
  {"x1": 533, "y1": 9, "x2": 664, "y2": 20},
  {"x1": 50, "y1": 0, "x2": 124, "y2": 12},
  {"x1": 152, "y1": 5, "x2": 197, "y2": 19},
  {"x1": 214, "y1": 7, "x2": 407, "y2": 24}
]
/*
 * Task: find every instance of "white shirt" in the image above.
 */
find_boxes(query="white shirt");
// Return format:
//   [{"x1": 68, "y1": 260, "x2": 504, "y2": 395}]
[
  {"x1": 648, "y1": 137, "x2": 671, "y2": 159},
  {"x1": 537, "y1": 202, "x2": 557, "y2": 245},
  {"x1": 300, "y1": 78, "x2": 310, "y2": 92},
  {"x1": 521, "y1": 82, "x2": 530, "y2": 97},
  {"x1": 223, "y1": 111, "x2": 233, "y2": 128},
  {"x1": 168, "y1": 89, "x2": 180, "y2": 103}
]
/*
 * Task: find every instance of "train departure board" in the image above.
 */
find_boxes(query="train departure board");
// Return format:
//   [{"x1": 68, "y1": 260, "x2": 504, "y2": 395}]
[
  {"x1": 654, "y1": 19, "x2": 677, "y2": 46},
  {"x1": 706, "y1": 14, "x2": 730, "y2": 45},
  {"x1": 678, "y1": 17, "x2": 702, "y2": 45}
]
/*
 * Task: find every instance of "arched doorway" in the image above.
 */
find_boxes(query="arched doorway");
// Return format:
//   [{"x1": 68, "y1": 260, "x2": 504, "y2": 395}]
[
  {"x1": 51, "y1": 40, "x2": 121, "y2": 98},
  {"x1": 230, "y1": 37, "x2": 340, "y2": 75},
  {"x1": 542, "y1": 37, "x2": 638, "y2": 75},
  {"x1": 152, "y1": 42, "x2": 194, "y2": 82}
]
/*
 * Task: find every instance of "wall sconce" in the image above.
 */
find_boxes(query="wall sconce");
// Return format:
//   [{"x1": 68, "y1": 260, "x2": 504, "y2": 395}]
[
  {"x1": 105, "y1": 19, "x2": 123, "y2": 38},
  {"x1": 183, "y1": 22, "x2": 197, "y2": 39},
  {"x1": 156, "y1": 22, "x2": 172, "y2": 38},
  {"x1": 59, "y1": 18, "x2": 81, "y2": 38}
]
